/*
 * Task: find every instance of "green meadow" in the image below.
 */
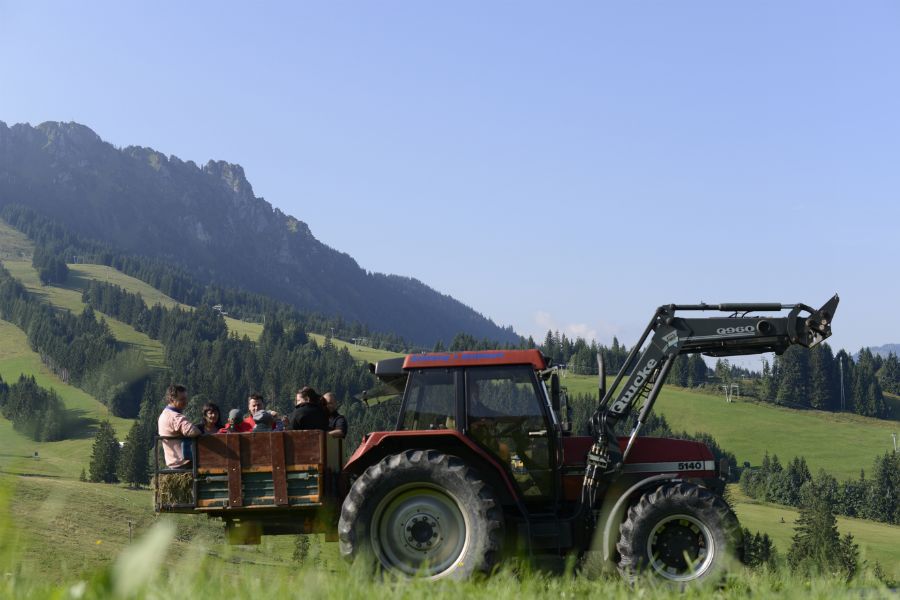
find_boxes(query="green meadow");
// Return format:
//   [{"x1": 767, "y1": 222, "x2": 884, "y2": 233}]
[
  {"x1": 0, "y1": 320, "x2": 132, "y2": 479},
  {"x1": 1, "y1": 480, "x2": 897, "y2": 598},
  {"x1": 730, "y1": 487, "x2": 900, "y2": 577},
  {"x1": 308, "y1": 332, "x2": 403, "y2": 363}
]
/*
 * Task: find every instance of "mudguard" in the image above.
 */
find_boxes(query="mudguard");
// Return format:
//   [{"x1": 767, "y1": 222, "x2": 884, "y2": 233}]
[{"x1": 343, "y1": 429, "x2": 526, "y2": 515}]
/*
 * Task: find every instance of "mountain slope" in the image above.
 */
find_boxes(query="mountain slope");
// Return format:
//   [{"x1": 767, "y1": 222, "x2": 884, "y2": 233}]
[
  {"x1": 868, "y1": 343, "x2": 900, "y2": 358},
  {"x1": 0, "y1": 121, "x2": 518, "y2": 346}
]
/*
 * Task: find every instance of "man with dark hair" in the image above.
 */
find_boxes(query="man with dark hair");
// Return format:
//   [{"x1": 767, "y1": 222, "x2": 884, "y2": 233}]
[
  {"x1": 157, "y1": 384, "x2": 200, "y2": 468},
  {"x1": 323, "y1": 392, "x2": 347, "y2": 439},
  {"x1": 290, "y1": 386, "x2": 329, "y2": 431},
  {"x1": 237, "y1": 393, "x2": 283, "y2": 432}
]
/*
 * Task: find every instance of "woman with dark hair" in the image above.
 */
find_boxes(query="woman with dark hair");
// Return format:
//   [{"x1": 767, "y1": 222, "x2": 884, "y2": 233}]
[
  {"x1": 290, "y1": 386, "x2": 329, "y2": 431},
  {"x1": 195, "y1": 401, "x2": 224, "y2": 434}
]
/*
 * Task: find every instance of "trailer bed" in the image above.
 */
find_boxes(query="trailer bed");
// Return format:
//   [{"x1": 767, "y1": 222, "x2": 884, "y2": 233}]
[{"x1": 156, "y1": 430, "x2": 343, "y2": 516}]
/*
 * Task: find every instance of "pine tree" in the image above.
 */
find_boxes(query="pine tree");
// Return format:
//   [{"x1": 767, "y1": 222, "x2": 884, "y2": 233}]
[
  {"x1": 809, "y1": 344, "x2": 836, "y2": 411},
  {"x1": 759, "y1": 358, "x2": 775, "y2": 401},
  {"x1": 714, "y1": 359, "x2": 731, "y2": 384},
  {"x1": 542, "y1": 330, "x2": 555, "y2": 361},
  {"x1": 853, "y1": 349, "x2": 887, "y2": 417},
  {"x1": 788, "y1": 479, "x2": 858, "y2": 579},
  {"x1": 89, "y1": 420, "x2": 120, "y2": 483},
  {"x1": 688, "y1": 354, "x2": 707, "y2": 387},
  {"x1": 741, "y1": 527, "x2": 778, "y2": 569},
  {"x1": 776, "y1": 346, "x2": 810, "y2": 407},
  {"x1": 666, "y1": 355, "x2": 690, "y2": 387},
  {"x1": 866, "y1": 452, "x2": 900, "y2": 524},
  {"x1": 878, "y1": 352, "x2": 900, "y2": 395},
  {"x1": 117, "y1": 422, "x2": 149, "y2": 487},
  {"x1": 837, "y1": 533, "x2": 859, "y2": 580},
  {"x1": 779, "y1": 457, "x2": 812, "y2": 506}
]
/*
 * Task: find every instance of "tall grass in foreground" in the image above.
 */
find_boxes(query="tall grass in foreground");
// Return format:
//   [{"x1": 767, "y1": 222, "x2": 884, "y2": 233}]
[{"x1": 0, "y1": 515, "x2": 896, "y2": 600}]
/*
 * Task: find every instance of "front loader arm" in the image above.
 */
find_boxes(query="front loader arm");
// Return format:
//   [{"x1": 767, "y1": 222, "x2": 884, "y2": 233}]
[
  {"x1": 603, "y1": 294, "x2": 839, "y2": 422},
  {"x1": 580, "y1": 294, "x2": 839, "y2": 511}
]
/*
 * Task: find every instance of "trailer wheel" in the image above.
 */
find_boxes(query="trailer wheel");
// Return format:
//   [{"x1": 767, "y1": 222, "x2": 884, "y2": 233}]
[
  {"x1": 617, "y1": 482, "x2": 741, "y2": 586},
  {"x1": 339, "y1": 450, "x2": 503, "y2": 580}
]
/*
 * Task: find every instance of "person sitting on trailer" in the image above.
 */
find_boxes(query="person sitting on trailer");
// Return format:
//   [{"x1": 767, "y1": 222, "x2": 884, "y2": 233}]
[
  {"x1": 251, "y1": 408, "x2": 277, "y2": 432},
  {"x1": 157, "y1": 384, "x2": 200, "y2": 469},
  {"x1": 195, "y1": 401, "x2": 224, "y2": 434},
  {"x1": 238, "y1": 393, "x2": 283, "y2": 432},
  {"x1": 218, "y1": 408, "x2": 244, "y2": 433},
  {"x1": 323, "y1": 392, "x2": 347, "y2": 439},
  {"x1": 290, "y1": 386, "x2": 329, "y2": 431}
]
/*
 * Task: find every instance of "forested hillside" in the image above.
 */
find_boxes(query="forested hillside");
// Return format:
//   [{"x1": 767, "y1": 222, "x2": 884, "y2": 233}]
[{"x1": 0, "y1": 121, "x2": 519, "y2": 346}]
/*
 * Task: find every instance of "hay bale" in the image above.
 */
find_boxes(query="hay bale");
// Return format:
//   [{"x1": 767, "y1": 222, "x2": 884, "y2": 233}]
[{"x1": 154, "y1": 473, "x2": 194, "y2": 506}]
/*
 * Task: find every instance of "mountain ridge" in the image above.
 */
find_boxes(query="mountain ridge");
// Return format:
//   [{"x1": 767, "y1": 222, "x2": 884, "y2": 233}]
[
  {"x1": 863, "y1": 344, "x2": 900, "y2": 359},
  {"x1": 0, "y1": 120, "x2": 518, "y2": 345}
]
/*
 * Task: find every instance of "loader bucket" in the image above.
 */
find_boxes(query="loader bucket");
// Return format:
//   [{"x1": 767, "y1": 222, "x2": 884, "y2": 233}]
[{"x1": 791, "y1": 293, "x2": 839, "y2": 348}]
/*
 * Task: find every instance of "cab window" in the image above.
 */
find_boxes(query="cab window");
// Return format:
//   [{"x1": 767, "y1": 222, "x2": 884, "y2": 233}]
[
  {"x1": 399, "y1": 369, "x2": 458, "y2": 431},
  {"x1": 465, "y1": 366, "x2": 554, "y2": 504}
]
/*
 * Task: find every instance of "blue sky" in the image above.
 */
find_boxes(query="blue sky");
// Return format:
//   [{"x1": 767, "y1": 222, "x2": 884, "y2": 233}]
[{"x1": 1, "y1": 1, "x2": 898, "y2": 355}]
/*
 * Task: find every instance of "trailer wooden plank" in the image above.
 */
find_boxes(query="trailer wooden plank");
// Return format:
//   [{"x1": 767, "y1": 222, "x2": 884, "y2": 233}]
[
  {"x1": 196, "y1": 431, "x2": 325, "y2": 470},
  {"x1": 199, "y1": 464, "x2": 320, "y2": 475},
  {"x1": 195, "y1": 496, "x2": 322, "y2": 511},
  {"x1": 285, "y1": 430, "x2": 326, "y2": 464},
  {"x1": 241, "y1": 433, "x2": 272, "y2": 467},
  {"x1": 226, "y1": 434, "x2": 243, "y2": 508},
  {"x1": 270, "y1": 433, "x2": 289, "y2": 506}
]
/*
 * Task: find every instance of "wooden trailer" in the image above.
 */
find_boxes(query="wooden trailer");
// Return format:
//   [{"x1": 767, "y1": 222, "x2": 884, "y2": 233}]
[{"x1": 155, "y1": 430, "x2": 343, "y2": 543}]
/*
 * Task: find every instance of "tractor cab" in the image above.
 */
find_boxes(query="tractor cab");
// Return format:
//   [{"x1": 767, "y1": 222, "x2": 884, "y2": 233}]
[{"x1": 366, "y1": 350, "x2": 562, "y2": 508}]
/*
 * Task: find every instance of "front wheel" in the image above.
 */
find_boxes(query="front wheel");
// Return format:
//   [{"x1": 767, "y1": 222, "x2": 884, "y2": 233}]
[
  {"x1": 338, "y1": 450, "x2": 503, "y2": 580},
  {"x1": 616, "y1": 482, "x2": 742, "y2": 586}
]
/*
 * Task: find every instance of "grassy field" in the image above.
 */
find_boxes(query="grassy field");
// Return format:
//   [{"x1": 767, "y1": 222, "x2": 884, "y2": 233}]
[
  {"x1": 0, "y1": 222, "x2": 169, "y2": 369},
  {"x1": 1, "y1": 477, "x2": 897, "y2": 598},
  {"x1": 71, "y1": 263, "x2": 185, "y2": 309},
  {"x1": 1, "y1": 473, "x2": 305, "y2": 589},
  {"x1": 562, "y1": 373, "x2": 898, "y2": 480},
  {"x1": 224, "y1": 316, "x2": 264, "y2": 340},
  {"x1": 308, "y1": 332, "x2": 403, "y2": 363},
  {"x1": 3, "y1": 259, "x2": 168, "y2": 369},
  {"x1": 0, "y1": 319, "x2": 133, "y2": 479},
  {"x1": 730, "y1": 486, "x2": 900, "y2": 578}
]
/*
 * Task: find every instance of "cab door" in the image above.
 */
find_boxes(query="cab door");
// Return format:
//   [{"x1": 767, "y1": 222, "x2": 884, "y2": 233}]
[{"x1": 464, "y1": 365, "x2": 557, "y2": 508}]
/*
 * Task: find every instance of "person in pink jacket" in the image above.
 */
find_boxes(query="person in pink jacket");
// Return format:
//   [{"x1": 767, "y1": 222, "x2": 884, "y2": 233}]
[{"x1": 157, "y1": 384, "x2": 200, "y2": 469}]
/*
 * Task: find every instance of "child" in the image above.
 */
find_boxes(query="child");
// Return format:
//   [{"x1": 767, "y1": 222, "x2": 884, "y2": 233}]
[{"x1": 218, "y1": 408, "x2": 247, "y2": 433}]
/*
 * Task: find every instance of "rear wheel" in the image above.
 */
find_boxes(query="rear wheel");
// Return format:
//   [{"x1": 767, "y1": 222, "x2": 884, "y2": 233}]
[
  {"x1": 339, "y1": 450, "x2": 503, "y2": 580},
  {"x1": 616, "y1": 482, "x2": 741, "y2": 586}
]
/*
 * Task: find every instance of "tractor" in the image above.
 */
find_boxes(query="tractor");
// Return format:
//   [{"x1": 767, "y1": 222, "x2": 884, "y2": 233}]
[{"x1": 155, "y1": 295, "x2": 838, "y2": 585}]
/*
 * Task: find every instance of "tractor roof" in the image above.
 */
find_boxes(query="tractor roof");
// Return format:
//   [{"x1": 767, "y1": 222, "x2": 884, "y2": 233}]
[{"x1": 401, "y1": 349, "x2": 547, "y2": 370}]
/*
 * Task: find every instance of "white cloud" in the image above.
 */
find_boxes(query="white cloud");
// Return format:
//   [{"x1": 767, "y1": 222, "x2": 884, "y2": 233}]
[
  {"x1": 530, "y1": 311, "x2": 622, "y2": 344},
  {"x1": 534, "y1": 310, "x2": 555, "y2": 330},
  {"x1": 565, "y1": 322, "x2": 598, "y2": 342}
]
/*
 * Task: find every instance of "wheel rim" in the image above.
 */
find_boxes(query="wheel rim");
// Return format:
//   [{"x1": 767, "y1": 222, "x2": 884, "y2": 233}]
[
  {"x1": 371, "y1": 483, "x2": 469, "y2": 578},
  {"x1": 646, "y1": 514, "x2": 716, "y2": 582}
]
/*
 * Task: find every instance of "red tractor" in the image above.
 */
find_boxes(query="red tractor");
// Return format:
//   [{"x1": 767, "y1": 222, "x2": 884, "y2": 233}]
[{"x1": 156, "y1": 296, "x2": 838, "y2": 585}]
